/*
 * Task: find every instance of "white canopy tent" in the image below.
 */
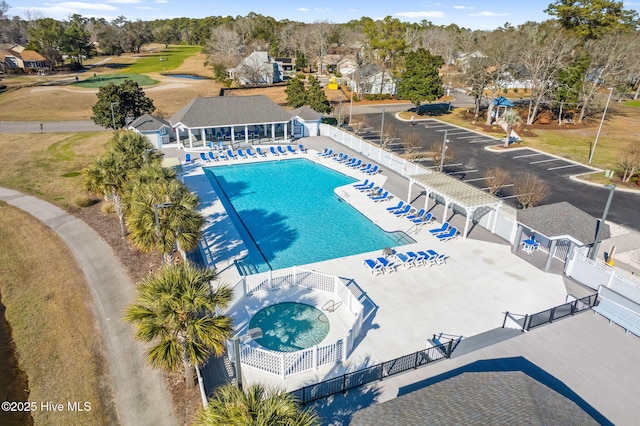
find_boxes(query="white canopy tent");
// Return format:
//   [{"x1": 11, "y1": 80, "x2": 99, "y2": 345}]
[{"x1": 407, "y1": 172, "x2": 503, "y2": 239}]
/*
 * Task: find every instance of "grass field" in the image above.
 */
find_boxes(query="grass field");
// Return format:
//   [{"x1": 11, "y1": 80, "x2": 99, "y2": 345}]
[
  {"x1": 0, "y1": 204, "x2": 115, "y2": 425},
  {"x1": 0, "y1": 132, "x2": 110, "y2": 207},
  {"x1": 75, "y1": 73, "x2": 158, "y2": 88}
]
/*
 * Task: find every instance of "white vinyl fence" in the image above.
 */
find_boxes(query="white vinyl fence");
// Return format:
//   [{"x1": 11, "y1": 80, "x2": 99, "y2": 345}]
[
  {"x1": 225, "y1": 266, "x2": 364, "y2": 378},
  {"x1": 566, "y1": 253, "x2": 640, "y2": 304}
]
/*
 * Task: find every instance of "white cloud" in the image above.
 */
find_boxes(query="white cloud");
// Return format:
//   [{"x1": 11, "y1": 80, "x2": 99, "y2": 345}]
[
  {"x1": 106, "y1": 0, "x2": 143, "y2": 4},
  {"x1": 54, "y1": 2, "x2": 119, "y2": 11},
  {"x1": 453, "y1": 5, "x2": 475, "y2": 10},
  {"x1": 155, "y1": 0, "x2": 168, "y2": 3},
  {"x1": 470, "y1": 11, "x2": 511, "y2": 17},
  {"x1": 395, "y1": 11, "x2": 446, "y2": 19},
  {"x1": 297, "y1": 7, "x2": 310, "y2": 12}
]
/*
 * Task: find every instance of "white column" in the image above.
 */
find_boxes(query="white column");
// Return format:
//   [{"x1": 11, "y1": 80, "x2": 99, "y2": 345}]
[
  {"x1": 406, "y1": 180, "x2": 413, "y2": 204},
  {"x1": 200, "y1": 128, "x2": 206, "y2": 144},
  {"x1": 424, "y1": 190, "x2": 431, "y2": 209},
  {"x1": 244, "y1": 125, "x2": 249, "y2": 143},
  {"x1": 443, "y1": 198, "x2": 450, "y2": 223},
  {"x1": 271, "y1": 123, "x2": 275, "y2": 142},
  {"x1": 463, "y1": 207, "x2": 473, "y2": 239},
  {"x1": 284, "y1": 122, "x2": 289, "y2": 141},
  {"x1": 188, "y1": 129, "x2": 194, "y2": 149}
]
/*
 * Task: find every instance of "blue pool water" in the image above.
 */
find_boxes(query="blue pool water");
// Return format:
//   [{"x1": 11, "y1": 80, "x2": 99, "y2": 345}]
[
  {"x1": 249, "y1": 302, "x2": 329, "y2": 352},
  {"x1": 204, "y1": 158, "x2": 412, "y2": 271}
]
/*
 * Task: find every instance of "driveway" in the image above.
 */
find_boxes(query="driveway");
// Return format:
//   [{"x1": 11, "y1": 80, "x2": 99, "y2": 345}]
[{"x1": 0, "y1": 188, "x2": 178, "y2": 426}]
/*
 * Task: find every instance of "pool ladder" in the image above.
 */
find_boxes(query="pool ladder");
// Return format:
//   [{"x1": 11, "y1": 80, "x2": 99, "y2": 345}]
[{"x1": 322, "y1": 299, "x2": 342, "y2": 313}]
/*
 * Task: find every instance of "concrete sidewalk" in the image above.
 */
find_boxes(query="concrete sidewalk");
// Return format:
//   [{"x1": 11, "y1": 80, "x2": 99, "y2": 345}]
[{"x1": 0, "y1": 188, "x2": 177, "y2": 426}]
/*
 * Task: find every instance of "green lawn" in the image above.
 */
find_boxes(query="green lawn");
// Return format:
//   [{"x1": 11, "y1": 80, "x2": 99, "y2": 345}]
[
  {"x1": 75, "y1": 73, "x2": 158, "y2": 88},
  {"x1": 73, "y1": 45, "x2": 202, "y2": 88},
  {"x1": 124, "y1": 46, "x2": 202, "y2": 74}
]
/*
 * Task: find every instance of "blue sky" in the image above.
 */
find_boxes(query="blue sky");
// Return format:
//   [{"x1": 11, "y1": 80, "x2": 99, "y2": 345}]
[{"x1": 4, "y1": 1, "x2": 634, "y2": 30}]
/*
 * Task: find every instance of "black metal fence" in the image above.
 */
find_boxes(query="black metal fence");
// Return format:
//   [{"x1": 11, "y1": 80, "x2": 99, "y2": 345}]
[
  {"x1": 520, "y1": 293, "x2": 598, "y2": 331},
  {"x1": 290, "y1": 340, "x2": 453, "y2": 405}
]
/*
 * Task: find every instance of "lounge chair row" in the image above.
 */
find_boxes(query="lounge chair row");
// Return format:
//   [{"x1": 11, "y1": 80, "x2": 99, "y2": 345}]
[
  {"x1": 363, "y1": 249, "x2": 447, "y2": 275},
  {"x1": 385, "y1": 200, "x2": 436, "y2": 226},
  {"x1": 428, "y1": 222, "x2": 459, "y2": 242},
  {"x1": 353, "y1": 180, "x2": 393, "y2": 203},
  {"x1": 185, "y1": 144, "x2": 308, "y2": 164},
  {"x1": 394, "y1": 250, "x2": 447, "y2": 268},
  {"x1": 319, "y1": 148, "x2": 381, "y2": 175}
]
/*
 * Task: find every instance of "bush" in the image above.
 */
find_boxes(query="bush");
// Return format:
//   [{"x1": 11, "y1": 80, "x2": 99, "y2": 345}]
[
  {"x1": 296, "y1": 73, "x2": 306, "y2": 80},
  {"x1": 72, "y1": 193, "x2": 98, "y2": 208},
  {"x1": 513, "y1": 88, "x2": 519, "y2": 93},
  {"x1": 100, "y1": 201, "x2": 116, "y2": 215}
]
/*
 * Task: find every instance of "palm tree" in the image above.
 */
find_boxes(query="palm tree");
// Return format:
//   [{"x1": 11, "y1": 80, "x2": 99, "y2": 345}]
[
  {"x1": 502, "y1": 109, "x2": 523, "y2": 147},
  {"x1": 126, "y1": 177, "x2": 203, "y2": 264},
  {"x1": 124, "y1": 263, "x2": 233, "y2": 388},
  {"x1": 195, "y1": 383, "x2": 320, "y2": 426},
  {"x1": 83, "y1": 151, "x2": 129, "y2": 237},
  {"x1": 109, "y1": 129, "x2": 162, "y2": 168}
]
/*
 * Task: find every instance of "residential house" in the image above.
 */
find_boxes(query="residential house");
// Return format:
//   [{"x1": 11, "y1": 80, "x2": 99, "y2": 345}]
[
  {"x1": 228, "y1": 51, "x2": 284, "y2": 86},
  {"x1": 0, "y1": 44, "x2": 47, "y2": 73},
  {"x1": 347, "y1": 65, "x2": 398, "y2": 96},
  {"x1": 317, "y1": 54, "x2": 358, "y2": 76}
]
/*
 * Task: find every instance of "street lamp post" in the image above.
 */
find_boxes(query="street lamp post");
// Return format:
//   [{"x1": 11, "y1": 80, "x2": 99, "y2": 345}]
[
  {"x1": 588, "y1": 87, "x2": 613, "y2": 164},
  {"x1": 436, "y1": 129, "x2": 449, "y2": 172},
  {"x1": 379, "y1": 108, "x2": 385, "y2": 148},
  {"x1": 110, "y1": 101, "x2": 120, "y2": 131},
  {"x1": 589, "y1": 184, "x2": 616, "y2": 260},
  {"x1": 154, "y1": 202, "x2": 172, "y2": 264}
]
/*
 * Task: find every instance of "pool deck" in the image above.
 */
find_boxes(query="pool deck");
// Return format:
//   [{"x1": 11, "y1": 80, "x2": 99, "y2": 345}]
[{"x1": 167, "y1": 137, "x2": 578, "y2": 392}]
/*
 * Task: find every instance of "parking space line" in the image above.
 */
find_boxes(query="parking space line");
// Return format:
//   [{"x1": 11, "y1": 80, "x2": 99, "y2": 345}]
[
  {"x1": 513, "y1": 153, "x2": 543, "y2": 159},
  {"x1": 448, "y1": 169, "x2": 478, "y2": 175},
  {"x1": 529, "y1": 158, "x2": 559, "y2": 164},
  {"x1": 443, "y1": 163, "x2": 463, "y2": 168},
  {"x1": 469, "y1": 139, "x2": 497, "y2": 144},
  {"x1": 547, "y1": 164, "x2": 581, "y2": 171},
  {"x1": 463, "y1": 177, "x2": 488, "y2": 182},
  {"x1": 480, "y1": 183, "x2": 514, "y2": 191},
  {"x1": 457, "y1": 135, "x2": 479, "y2": 139}
]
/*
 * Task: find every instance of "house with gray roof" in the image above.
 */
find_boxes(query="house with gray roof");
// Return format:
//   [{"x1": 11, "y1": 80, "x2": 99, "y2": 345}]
[
  {"x1": 128, "y1": 114, "x2": 174, "y2": 149},
  {"x1": 170, "y1": 95, "x2": 294, "y2": 149},
  {"x1": 228, "y1": 51, "x2": 284, "y2": 86}
]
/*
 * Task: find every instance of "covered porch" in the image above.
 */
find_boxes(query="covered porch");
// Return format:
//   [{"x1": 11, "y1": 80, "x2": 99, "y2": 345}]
[
  {"x1": 407, "y1": 172, "x2": 503, "y2": 239},
  {"x1": 170, "y1": 95, "x2": 294, "y2": 149}
]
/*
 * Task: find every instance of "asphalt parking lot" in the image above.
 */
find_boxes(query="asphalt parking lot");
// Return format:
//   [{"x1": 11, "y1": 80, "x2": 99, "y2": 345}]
[{"x1": 360, "y1": 111, "x2": 639, "y2": 231}]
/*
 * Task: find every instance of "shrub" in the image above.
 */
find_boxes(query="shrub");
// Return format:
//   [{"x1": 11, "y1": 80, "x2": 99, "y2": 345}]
[
  {"x1": 100, "y1": 201, "x2": 116, "y2": 215},
  {"x1": 72, "y1": 193, "x2": 98, "y2": 208},
  {"x1": 513, "y1": 88, "x2": 519, "y2": 93}
]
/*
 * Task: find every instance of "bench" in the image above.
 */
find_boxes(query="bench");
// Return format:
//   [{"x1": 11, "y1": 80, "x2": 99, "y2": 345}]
[{"x1": 593, "y1": 298, "x2": 640, "y2": 337}]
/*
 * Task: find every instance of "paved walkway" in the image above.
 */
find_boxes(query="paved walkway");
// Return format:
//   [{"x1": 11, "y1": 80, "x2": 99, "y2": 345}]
[{"x1": 0, "y1": 188, "x2": 177, "y2": 426}]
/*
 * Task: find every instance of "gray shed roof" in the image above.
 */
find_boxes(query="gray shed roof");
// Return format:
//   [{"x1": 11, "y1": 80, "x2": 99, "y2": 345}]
[
  {"x1": 128, "y1": 114, "x2": 170, "y2": 132},
  {"x1": 410, "y1": 172, "x2": 502, "y2": 211},
  {"x1": 292, "y1": 105, "x2": 322, "y2": 121},
  {"x1": 170, "y1": 95, "x2": 292, "y2": 129},
  {"x1": 517, "y1": 201, "x2": 610, "y2": 245},
  {"x1": 351, "y1": 371, "x2": 599, "y2": 426}
]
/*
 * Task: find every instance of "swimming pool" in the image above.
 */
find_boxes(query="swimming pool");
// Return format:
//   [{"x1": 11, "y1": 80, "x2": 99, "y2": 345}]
[
  {"x1": 204, "y1": 158, "x2": 413, "y2": 272},
  {"x1": 249, "y1": 302, "x2": 330, "y2": 352}
]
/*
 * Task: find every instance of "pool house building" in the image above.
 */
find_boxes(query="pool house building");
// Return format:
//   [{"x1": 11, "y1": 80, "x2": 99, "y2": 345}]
[{"x1": 170, "y1": 95, "x2": 296, "y2": 149}]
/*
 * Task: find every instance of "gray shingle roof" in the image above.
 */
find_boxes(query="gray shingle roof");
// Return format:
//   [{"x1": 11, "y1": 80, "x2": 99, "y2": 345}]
[
  {"x1": 291, "y1": 106, "x2": 322, "y2": 121},
  {"x1": 351, "y1": 371, "x2": 599, "y2": 426},
  {"x1": 128, "y1": 114, "x2": 169, "y2": 132},
  {"x1": 170, "y1": 95, "x2": 292, "y2": 129},
  {"x1": 517, "y1": 201, "x2": 610, "y2": 244}
]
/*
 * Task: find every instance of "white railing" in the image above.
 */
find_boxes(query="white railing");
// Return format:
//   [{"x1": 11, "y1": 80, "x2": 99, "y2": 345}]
[{"x1": 226, "y1": 266, "x2": 364, "y2": 378}]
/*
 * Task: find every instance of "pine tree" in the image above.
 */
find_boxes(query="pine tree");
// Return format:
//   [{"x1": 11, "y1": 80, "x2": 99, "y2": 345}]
[{"x1": 397, "y1": 49, "x2": 444, "y2": 112}]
